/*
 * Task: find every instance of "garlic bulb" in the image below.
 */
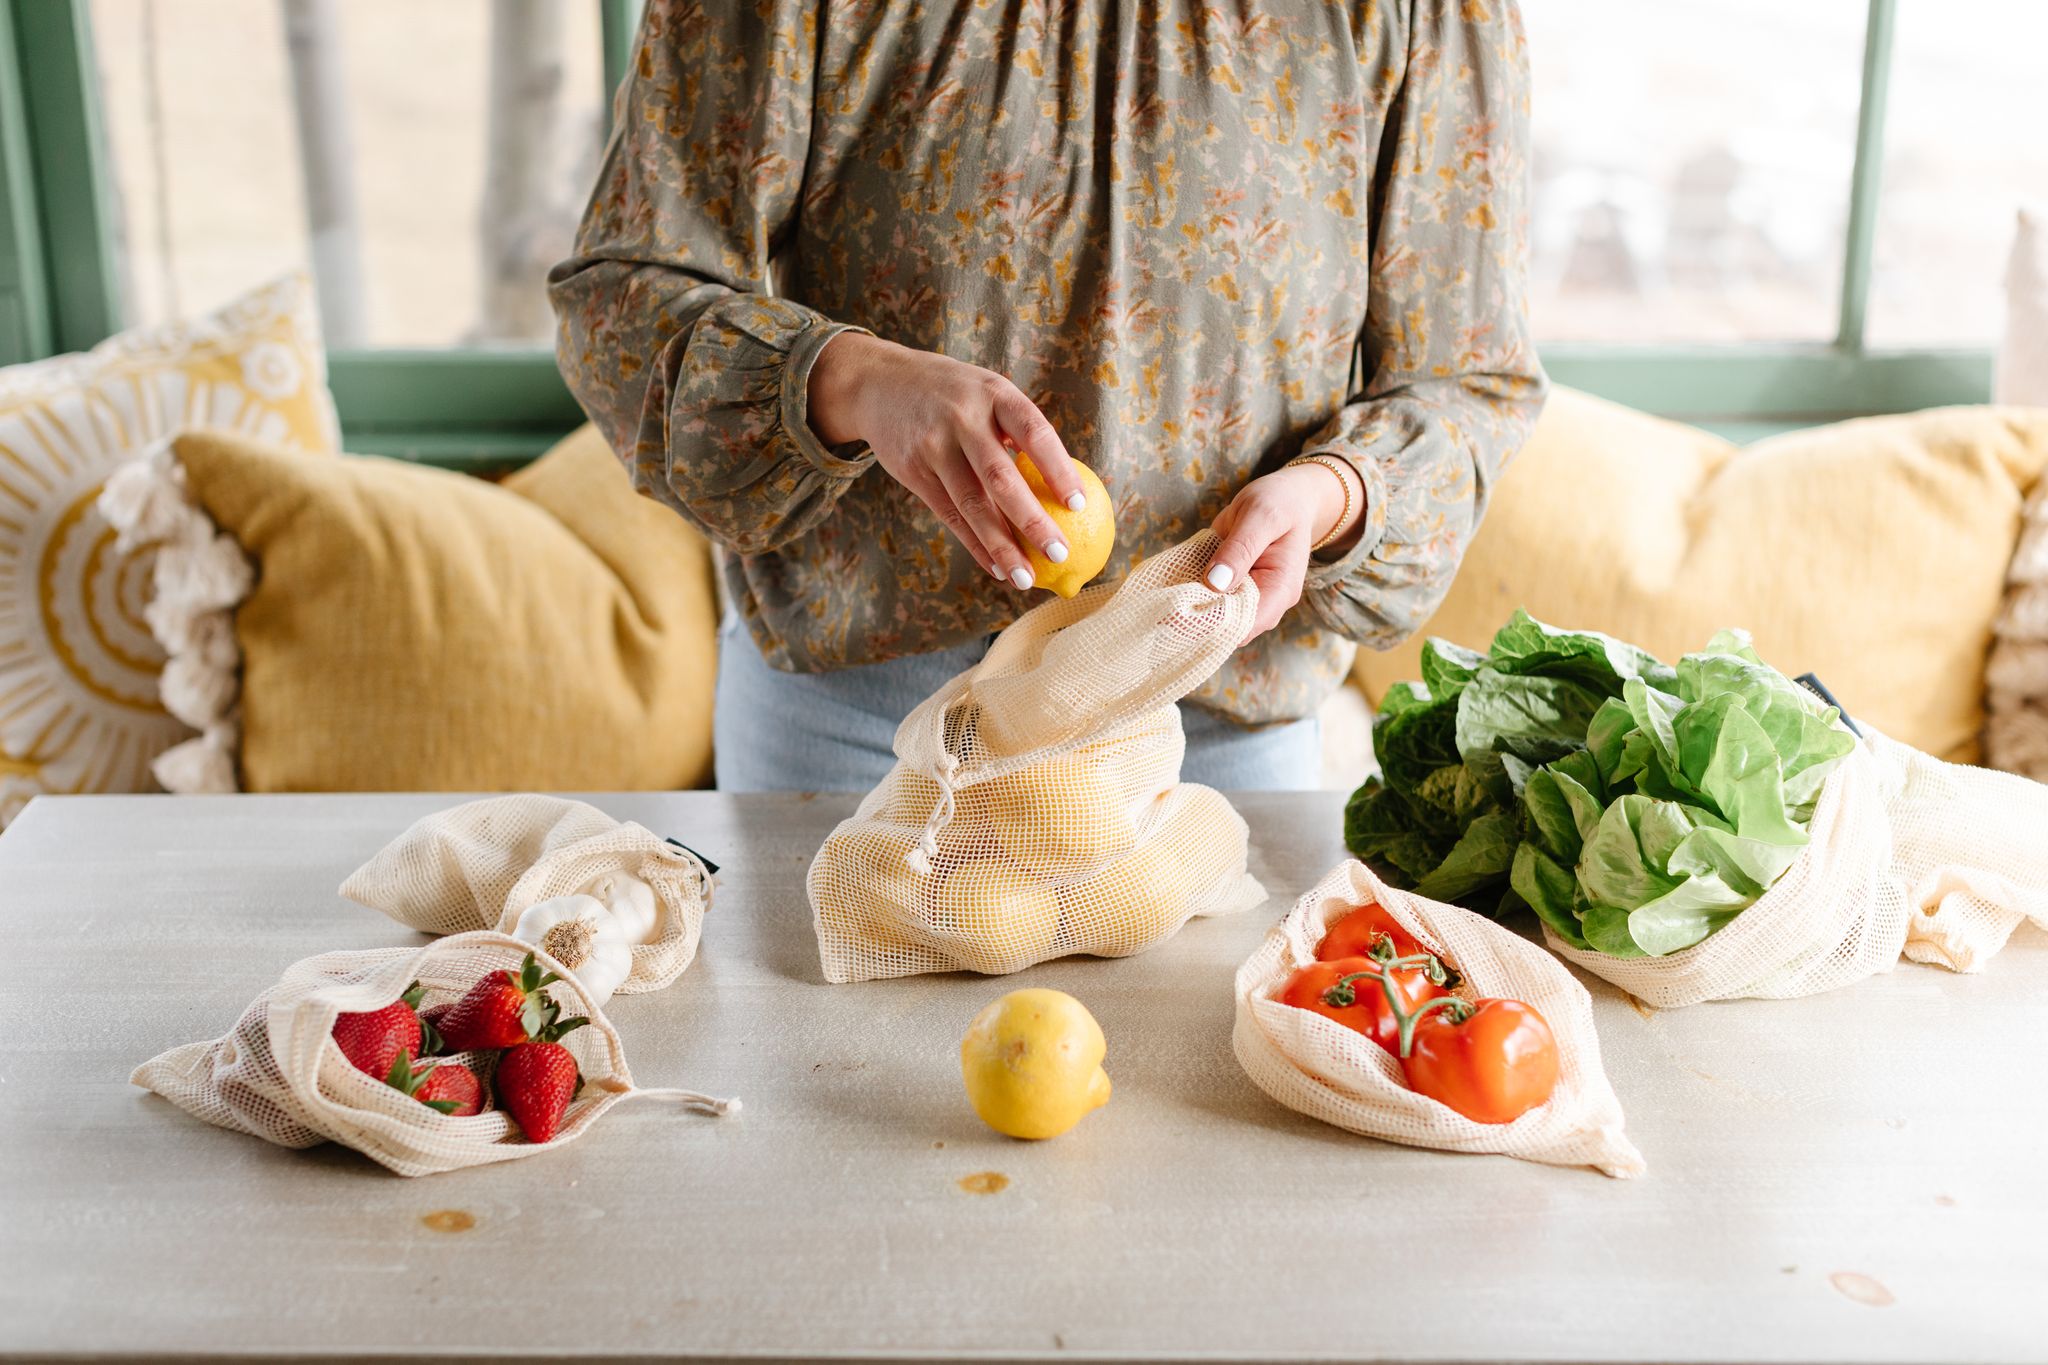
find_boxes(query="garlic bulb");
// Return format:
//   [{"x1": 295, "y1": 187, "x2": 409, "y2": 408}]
[
  {"x1": 511, "y1": 894, "x2": 632, "y2": 1004},
  {"x1": 587, "y1": 871, "x2": 662, "y2": 945}
]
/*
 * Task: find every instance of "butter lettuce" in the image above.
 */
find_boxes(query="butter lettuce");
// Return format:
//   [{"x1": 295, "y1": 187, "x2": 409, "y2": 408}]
[
  {"x1": 1348, "y1": 614, "x2": 1856, "y2": 956},
  {"x1": 1344, "y1": 610, "x2": 1679, "y2": 917}
]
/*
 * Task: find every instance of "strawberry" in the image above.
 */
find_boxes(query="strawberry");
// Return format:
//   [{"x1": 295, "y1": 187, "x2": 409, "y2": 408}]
[
  {"x1": 385, "y1": 1052, "x2": 485, "y2": 1117},
  {"x1": 436, "y1": 954, "x2": 565, "y2": 1052},
  {"x1": 494, "y1": 1013, "x2": 590, "y2": 1143},
  {"x1": 331, "y1": 981, "x2": 426, "y2": 1079}
]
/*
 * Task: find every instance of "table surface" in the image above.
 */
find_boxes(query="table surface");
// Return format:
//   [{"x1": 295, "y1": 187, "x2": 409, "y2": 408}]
[{"x1": 1, "y1": 791, "x2": 2043, "y2": 1364}]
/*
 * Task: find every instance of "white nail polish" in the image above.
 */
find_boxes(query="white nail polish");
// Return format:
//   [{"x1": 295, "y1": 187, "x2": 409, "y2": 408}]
[
  {"x1": 1065, "y1": 492, "x2": 1087, "y2": 512},
  {"x1": 1206, "y1": 564, "x2": 1234, "y2": 591},
  {"x1": 1008, "y1": 566, "x2": 1035, "y2": 590},
  {"x1": 1044, "y1": 541, "x2": 1069, "y2": 563},
  {"x1": 987, "y1": 561, "x2": 1004, "y2": 579}
]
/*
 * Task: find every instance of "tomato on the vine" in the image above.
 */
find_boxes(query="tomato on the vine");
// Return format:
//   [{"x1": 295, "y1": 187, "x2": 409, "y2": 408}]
[
  {"x1": 1400, "y1": 997, "x2": 1559, "y2": 1125},
  {"x1": 1276, "y1": 955, "x2": 1448, "y2": 1054},
  {"x1": 1316, "y1": 902, "x2": 1430, "y2": 965}
]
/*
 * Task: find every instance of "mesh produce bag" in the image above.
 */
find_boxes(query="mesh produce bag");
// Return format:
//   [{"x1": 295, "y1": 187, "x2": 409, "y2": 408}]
[
  {"x1": 340, "y1": 795, "x2": 711, "y2": 993},
  {"x1": 810, "y1": 532, "x2": 1267, "y2": 983},
  {"x1": 131, "y1": 932, "x2": 735, "y2": 1177},
  {"x1": 1234, "y1": 859, "x2": 1644, "y2": 1178},
  {"x1": 1542, "y1": 729, "x2": 2048, "y2": 1008}
]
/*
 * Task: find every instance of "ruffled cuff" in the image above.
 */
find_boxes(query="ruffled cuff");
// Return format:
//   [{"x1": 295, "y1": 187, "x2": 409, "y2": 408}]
[
  {"x1": 662, "y1": 296, "x2": 875, "y2": 555},
  {"x1": 782, "y1": 319, "x2": 876, "y2": 477}
]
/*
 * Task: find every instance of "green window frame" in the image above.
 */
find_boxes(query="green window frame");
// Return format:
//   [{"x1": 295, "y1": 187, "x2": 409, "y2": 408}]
[{"x1": 0, "y1": 0, "x2": 1994, "y2": 466}]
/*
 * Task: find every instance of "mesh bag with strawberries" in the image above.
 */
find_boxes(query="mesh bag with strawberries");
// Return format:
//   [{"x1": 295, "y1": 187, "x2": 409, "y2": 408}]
[
  {"x1": 808, "y1": 532, "x2": 1268, "y2": 984},
  {"x1": 1234, "y1": 859, "x2": 1645, "y2": 1178},
  {"x1": 340, "y1": 795, "x2": 713, "y2": 996},
  {"x1": 131, "y1": 931, "x2": 734, "y2": 1177}
]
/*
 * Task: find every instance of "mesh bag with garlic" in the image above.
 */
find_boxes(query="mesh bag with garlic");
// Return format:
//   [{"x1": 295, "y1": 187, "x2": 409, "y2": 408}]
[
  {"x1": 131, "y1": 932, "x2": 734, "y2": 1177},
  {"x1": 340, "y1": 795, "x2": 710, "y2": 1001},
  {"x1": 808, "y1": 532, "x2": 1267, "y2": 983}
]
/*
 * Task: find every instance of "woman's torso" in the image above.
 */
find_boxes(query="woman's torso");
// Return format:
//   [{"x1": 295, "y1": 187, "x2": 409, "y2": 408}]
[{"x1": 735, "y1": 1, "x2": 1413, "y2": 722}]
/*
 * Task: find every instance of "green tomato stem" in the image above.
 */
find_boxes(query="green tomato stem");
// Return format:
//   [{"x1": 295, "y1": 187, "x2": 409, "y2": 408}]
[{"x1": 1386, "y1": 992, "x2": 1474, "y2": 1060}]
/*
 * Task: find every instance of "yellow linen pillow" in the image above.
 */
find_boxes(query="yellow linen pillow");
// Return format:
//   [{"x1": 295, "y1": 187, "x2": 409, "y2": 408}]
[
  {"x1": 0, "y1": 274, "x2": 338, "y2": 824},
  {"x1": 1353, "y1": 389, "x2": 2048, "y2": 763},
  {"x1": 117, "y1": 423, "x2": 717, "y2": 793}
]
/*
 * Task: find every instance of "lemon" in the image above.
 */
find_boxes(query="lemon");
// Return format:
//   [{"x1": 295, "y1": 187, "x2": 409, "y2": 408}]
[
  {"x1": 1019, "y1": 456, "x2": 1114, "y2": 598},
  {"x1": 921, "y1": 859, "x2": 1061, "y2": 973},
  {"x1": 982, "y1": 754, "x2": 1137, "y2": 870},
  {"x1": 960, "y1": 988, "x2": 1112, "y2": 1139},
  {"x1": 813, "y1": 830, "x2": 923, "y2": 952},
  {"x1": 1060, "y1": 786, "x2": 1244, "y2": 955}
]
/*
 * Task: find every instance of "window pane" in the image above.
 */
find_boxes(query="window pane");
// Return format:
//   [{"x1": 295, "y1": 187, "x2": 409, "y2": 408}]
[
  {"x1": 1865, "y1": 0, "x2": 2048, "y2": 347},
  {"x1": 1525, "y1": 0, "x2": 1866, "y2": 344},
  {"x1": 90, "y1": 0, "x2": 606, "y2": 348}
]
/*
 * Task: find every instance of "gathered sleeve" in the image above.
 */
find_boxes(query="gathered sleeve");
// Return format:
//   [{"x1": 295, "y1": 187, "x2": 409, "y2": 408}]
[
  {"x1": 1295, "y1": 0, "x2": 1547, "y2": 645},
  {"x1": 547, "y1": 0, "x2": 872, "y2": 556}
]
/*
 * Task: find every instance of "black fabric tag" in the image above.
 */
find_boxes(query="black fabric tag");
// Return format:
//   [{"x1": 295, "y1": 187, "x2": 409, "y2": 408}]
[
  {"x1": 665, "y1": 836, "x2": 721, "y2": 874},
  {"x1": 1794, "y1": 672, "x2": 1861, "y2": 737}
]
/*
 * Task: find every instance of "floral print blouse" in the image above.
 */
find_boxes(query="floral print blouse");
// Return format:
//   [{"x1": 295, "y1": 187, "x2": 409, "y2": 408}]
[{"x1": 550, "y1": 0, "x2": 1545, "y2": 726}]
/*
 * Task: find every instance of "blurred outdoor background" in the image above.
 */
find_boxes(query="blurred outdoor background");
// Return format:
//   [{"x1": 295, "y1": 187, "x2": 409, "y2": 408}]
[{"x1": 87, "y1": 0, "x2": 2048, "y2": 352}]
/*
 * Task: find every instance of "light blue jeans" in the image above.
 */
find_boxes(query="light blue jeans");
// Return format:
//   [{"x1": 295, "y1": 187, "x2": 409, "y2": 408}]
[{"x1": 714, "y1": 615, "x2": 1321, "y2": 792}]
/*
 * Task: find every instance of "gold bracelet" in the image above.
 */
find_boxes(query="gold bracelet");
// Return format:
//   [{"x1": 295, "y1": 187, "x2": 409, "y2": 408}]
[{"x1": 1285, "y1": 454, "x2": 1357, "y2": 552}]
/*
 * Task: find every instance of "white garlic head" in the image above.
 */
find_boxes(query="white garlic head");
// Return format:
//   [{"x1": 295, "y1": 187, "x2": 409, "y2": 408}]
[
  {"x1": 512, "y1": 893, "x2": 632, "y2": 1005},
  {"x1": 588, "y1": 871, "x2": 662, "y2": 945}
]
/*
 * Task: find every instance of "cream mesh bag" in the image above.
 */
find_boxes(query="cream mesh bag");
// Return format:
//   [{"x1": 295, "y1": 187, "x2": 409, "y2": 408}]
[
  {"x1": 810, "y1": 531, "x2": 1267, "y2": 983},
  {"x1": 340, "y1": 795, "x2": 711, "y2": 993},
  {"x1": 1235, "y1": 859, "x2": 1643, "y2": 1178},
  {"x1": 1542, "y1": 729, "x2": 2048, "y2": 1008},
  {"x1": 131, "y1": 931, "x2": 735, "y2": 1177}
]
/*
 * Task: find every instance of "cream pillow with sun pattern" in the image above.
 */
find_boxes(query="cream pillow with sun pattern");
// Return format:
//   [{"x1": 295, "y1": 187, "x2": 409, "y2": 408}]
[{"x1": 0, "y1": 274, "x2": 338, "y2": 824}]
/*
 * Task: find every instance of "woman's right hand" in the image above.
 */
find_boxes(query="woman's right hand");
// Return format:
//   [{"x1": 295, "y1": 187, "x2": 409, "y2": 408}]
[{"x1": 807, "y1": 332, "x2": 1089, "y2": 589}]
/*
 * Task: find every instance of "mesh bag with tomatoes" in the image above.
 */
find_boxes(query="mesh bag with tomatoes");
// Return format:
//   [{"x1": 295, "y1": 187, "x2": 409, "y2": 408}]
[
  {"x1": 809, "y1": 532, "x2": 1267, "y2": 983},
  {"x1": 131, "y1": 931, "x2": 734, "y2": 1177},
  {"x1": 1234, "y1": 859, "x2": 1645, "y2": 1178},
  {"x1": 1541, "y1": 729, "x2": 2048, "y2": 1009},
  {"x1": 340, "y1": 795, "x2": 714, "y2": 995}
]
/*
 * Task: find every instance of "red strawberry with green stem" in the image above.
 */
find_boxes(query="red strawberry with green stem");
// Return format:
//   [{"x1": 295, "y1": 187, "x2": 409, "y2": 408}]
[
  {"x1": 331, "y1": 981, "x2": 426, "y2": 1079},
  {"x1": 385, "y1": 1052, "x2": 484, "y2": 1117},
  {"x1": 436, "y1": 954, "x2": 566, "y2": 1052},
  {"x1": 494, "y1": 1013, "x2": 590, "y2": 1143}
]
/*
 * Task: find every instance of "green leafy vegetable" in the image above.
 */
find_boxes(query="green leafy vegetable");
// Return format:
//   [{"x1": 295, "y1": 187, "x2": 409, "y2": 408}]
[
  {"x1": 1346, "y1": 612, "x2": 1857, "y2": 957},
  {"x1": 1344, "y1": 610, "x2": 1680, "y2": 916}
]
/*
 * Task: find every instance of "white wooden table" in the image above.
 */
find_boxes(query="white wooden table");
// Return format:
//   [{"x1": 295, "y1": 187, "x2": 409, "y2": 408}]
[{"x1": 1, "y1": 792, "x2": 2043, "y2": 1364}]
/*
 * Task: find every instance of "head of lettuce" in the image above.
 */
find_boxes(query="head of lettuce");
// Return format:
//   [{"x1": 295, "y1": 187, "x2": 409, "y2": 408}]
[{"x1": 1345, "y1": 611, "x2": 1856, "y2": 958}]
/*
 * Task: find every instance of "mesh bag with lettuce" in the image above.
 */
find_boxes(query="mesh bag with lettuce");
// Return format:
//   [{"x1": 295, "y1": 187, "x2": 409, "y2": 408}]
[{"x1": 1348, "y1": 611, "x2": 2048, "y2": 1007}]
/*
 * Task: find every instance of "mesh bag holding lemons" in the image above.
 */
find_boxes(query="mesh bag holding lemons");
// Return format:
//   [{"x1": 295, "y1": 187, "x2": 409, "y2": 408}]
[{"x1": 808, "y1": 529, "x2": 1268, "y2": 983}]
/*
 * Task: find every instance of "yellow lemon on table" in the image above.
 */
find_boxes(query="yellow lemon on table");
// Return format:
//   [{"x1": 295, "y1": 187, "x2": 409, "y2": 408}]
[
  {"x1": 960, "y1": 988, "x2": 1112, "y2": 1139},
  {"x1": 921, "y1": 859, "x2": 1062, "y2": 973},
  {"x1": 1019, "y1": 456, "x2": 1114, "y2": 598},
  {"x1": 982, "y1": 754, "x2": 1137, "y2": 870}
]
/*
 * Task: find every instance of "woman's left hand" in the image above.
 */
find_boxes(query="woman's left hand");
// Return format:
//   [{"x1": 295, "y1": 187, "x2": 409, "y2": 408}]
[{"x1": 1205, "y1": 459, "x2": 1366, "y2": 639}]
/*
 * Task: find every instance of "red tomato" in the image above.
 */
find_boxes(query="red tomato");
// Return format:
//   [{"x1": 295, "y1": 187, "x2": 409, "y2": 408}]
[
  {"x1": 1277, "y1": 956, "x2": 1446, "y2": 1054},
  {"x1": 1316, "y1": 902, "x2": 1429, "y2": 964},
  {"x1": 1401, "y1": 997, "x2": 1560, "y2": 1125}
]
